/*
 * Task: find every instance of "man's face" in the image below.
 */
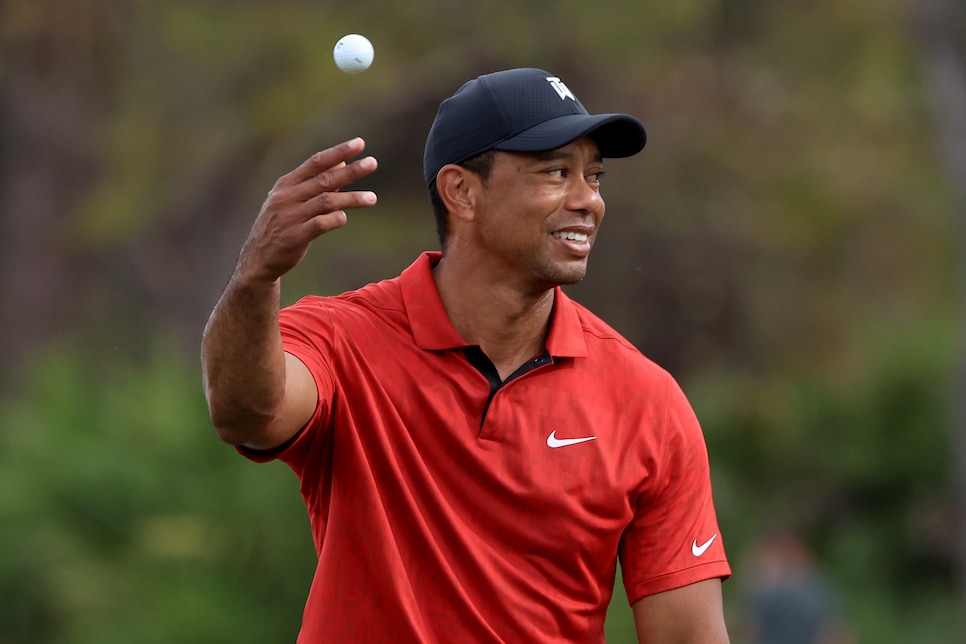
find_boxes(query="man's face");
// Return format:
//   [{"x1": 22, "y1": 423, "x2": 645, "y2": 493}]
[{"x1": 471, "y1": 136, "x2": 606, "y2": 291}]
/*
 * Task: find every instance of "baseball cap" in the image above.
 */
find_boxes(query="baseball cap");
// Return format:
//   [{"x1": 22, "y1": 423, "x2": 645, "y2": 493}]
[{"x1": 423, "y1": 68, "x2": 646, "y2": 187}]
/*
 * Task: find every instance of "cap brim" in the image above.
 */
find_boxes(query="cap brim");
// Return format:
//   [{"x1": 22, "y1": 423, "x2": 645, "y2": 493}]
[{"x1": 493, "y1": 113, "x2": 646, "y2": 158}]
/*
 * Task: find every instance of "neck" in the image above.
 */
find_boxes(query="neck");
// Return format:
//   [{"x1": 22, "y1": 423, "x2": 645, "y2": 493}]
[{"x1": 433, "y1": 254, "x2": 555, "y2": 380}]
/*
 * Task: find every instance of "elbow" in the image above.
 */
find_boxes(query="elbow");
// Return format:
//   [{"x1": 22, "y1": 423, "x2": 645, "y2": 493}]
[
  {"x1": 204, "y1": 385, "x2": 277, "y2": 446},
  {"x1": 210, "y1": 417, "x2": 253, "y2": 446},
  {"x1": 207, "y1": 407, "x2": 272, "y2": 446},
  {"x1": 201, "y1": 364, "x2": 306, "y2": 451}
]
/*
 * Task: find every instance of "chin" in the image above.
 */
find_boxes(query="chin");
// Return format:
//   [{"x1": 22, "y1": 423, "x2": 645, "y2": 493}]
[{"x1": 540, "y1": 263, "x2": 588, "y2": 287}]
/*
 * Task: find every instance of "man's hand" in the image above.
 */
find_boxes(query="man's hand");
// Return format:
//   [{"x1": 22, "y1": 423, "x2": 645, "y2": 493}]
[{"x1": 237, "y1": 137, "x2": 378, "y2": 284}]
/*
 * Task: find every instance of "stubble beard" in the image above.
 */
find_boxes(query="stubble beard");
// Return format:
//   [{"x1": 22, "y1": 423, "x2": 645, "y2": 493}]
[{"x1": 531, "y1": 252, "x2": 590, "y2": 288}]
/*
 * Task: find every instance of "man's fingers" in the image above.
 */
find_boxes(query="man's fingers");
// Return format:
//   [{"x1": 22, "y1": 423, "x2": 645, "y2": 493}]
[
  {"x1": 291, "y1": 185, "x2": 377, "y2": 240},
  {"x1": 278, "y1": 137, "x2": 368, "y2": 188},
  {"x1": 301, "y1": 210, "x2": 349, "y2": 238},
  {"x1": 298, "y1": 188, "x2": 377, "y2": 221},
  {"x1": 295, "y1": 155, "x2": 378, "y2": 201}
]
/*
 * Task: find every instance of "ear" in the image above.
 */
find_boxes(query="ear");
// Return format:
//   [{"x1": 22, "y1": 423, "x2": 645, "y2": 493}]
[{"x1": 436, "y1": 164, "x2": 481, "y2": 223}]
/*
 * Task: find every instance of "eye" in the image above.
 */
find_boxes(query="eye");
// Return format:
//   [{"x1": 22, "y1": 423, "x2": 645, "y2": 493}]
[
  {"x1": 547, "y1": 168, "x2": 566, "y2": 178},
  {"x1": 587, "y1": 170, "x2": 605, "y2": 185}
]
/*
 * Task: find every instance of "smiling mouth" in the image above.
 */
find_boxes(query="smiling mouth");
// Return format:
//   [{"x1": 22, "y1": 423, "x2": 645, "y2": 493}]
[{"x1": 552, "y1": 231, "x2": 589, "y2": 242}]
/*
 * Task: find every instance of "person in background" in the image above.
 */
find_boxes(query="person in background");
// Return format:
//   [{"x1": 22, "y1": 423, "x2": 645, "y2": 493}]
[{"x1": 747, "y1": 529, "x2": 854, "y2": 644}]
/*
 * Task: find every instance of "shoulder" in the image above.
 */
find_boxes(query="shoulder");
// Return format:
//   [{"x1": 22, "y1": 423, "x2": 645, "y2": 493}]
[
  {"x1": 284, "y1": 274, "x2": 406, "y2": 318},
  {"x1": 278, "y1": 275, "x2": 410, "y2": 348},
  {"x1": 551, "y1": 295, "x2": 679, "y2": 423},
  {"x1": 568, "y1": 297, "x2": 669, "y2": 379}
]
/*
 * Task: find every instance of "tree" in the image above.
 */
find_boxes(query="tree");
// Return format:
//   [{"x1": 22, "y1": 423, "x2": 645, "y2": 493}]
[{"x1": 913, "y1": 0, "x2": 966, "y2": 616}]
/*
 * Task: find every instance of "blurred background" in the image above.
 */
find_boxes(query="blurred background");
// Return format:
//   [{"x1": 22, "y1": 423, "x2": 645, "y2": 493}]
[{"x1": 1, "y1": 0, "x2": 964, "y2": 642}]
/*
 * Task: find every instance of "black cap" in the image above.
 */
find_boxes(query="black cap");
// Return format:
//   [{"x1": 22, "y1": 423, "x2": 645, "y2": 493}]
[{"x1": 423, "y1": 68, "x2": 646, "y2": 187}]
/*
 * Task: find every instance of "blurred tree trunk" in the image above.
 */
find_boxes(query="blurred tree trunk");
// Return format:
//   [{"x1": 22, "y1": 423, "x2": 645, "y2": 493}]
[
  {"x1": 912, "y1": 0, "x2": 966, "y2": 616},
  {"x1": 0, "y1": 1, "x2": 117, "y2": 391}
]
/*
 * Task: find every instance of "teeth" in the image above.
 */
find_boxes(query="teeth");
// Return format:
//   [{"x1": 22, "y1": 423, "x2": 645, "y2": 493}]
[{"x1": 553, "y1": 231, "x2": 589, "y2": 242}]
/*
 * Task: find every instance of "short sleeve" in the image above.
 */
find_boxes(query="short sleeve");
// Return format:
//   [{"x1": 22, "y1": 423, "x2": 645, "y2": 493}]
[{"x1": 619, "y1": 376, "x2": 731, "y2": 604}]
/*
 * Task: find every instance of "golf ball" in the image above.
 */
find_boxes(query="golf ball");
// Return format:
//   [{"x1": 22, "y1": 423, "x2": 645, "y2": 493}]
[{"x1": 333, "y1": 34, "x2": 374, "y2": 74}]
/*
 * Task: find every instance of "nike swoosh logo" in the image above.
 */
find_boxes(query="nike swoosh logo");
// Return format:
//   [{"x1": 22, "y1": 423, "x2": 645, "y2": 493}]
[
  {"x1": 692, "y1": 534, "x2": 718, "y2": 557},
  {"x1": 546, "y1": 430, "x2": 597, "y2": 448}
]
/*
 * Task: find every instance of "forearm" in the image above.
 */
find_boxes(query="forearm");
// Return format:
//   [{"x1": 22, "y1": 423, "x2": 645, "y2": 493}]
[{"x1": 201, "y1": 273, "x2": 286, "y2": 444}]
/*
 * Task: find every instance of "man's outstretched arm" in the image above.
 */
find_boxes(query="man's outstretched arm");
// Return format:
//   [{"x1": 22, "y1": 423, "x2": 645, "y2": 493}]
[{"x1": 201, "y1": 138, "x2": 378, "y2": 450}]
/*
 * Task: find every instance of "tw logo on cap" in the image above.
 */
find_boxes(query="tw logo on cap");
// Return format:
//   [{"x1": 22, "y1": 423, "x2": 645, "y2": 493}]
[{"x1": 546, "y1": 76, "x2": 576, "y2": 101}]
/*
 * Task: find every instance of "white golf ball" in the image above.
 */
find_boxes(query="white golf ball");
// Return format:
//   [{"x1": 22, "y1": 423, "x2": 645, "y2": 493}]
[{"x1": 333, "y1": 34, "x2": 374, "y2": 74}]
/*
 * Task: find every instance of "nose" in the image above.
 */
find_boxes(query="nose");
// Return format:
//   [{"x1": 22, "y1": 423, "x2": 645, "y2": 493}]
[{"x1": 566, "y1": 175, "x2": 605, "y2": 220}]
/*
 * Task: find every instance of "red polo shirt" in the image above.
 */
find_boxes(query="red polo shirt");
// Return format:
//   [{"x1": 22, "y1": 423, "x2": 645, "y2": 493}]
[{"x1": 241, "y1": 251, "x2": 730, "y2": 642}]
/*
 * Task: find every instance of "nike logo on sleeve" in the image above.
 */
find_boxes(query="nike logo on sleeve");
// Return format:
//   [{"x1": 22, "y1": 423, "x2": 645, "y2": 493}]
[{"x1": 692, "y1": 534, "x2": 718, "y2": 557}]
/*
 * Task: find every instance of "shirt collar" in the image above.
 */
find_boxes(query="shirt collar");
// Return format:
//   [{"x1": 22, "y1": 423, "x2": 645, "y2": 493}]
[{"x1": 400, "y1": 251, "x2": 588, "y2": 358}]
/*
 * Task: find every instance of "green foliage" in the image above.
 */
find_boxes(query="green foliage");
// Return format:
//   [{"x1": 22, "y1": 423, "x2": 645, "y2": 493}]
[
  {"x1": 693, "y1": 317, "x2": 963, "y2": 641},
  {"x1": 0, "y1": 344, "x2": 316, "y2": 643},
  {"x1": 1, "y1": 328, "x2": 959, "y2": 642}
]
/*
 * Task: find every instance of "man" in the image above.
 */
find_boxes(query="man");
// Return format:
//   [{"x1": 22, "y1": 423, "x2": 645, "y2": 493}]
[
  {"x1": 202, "y1": 68, "x2": 731, "y2": 643},
  {"x1": 749, "y1": 530, "x2": 853, "y2": 644}
]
